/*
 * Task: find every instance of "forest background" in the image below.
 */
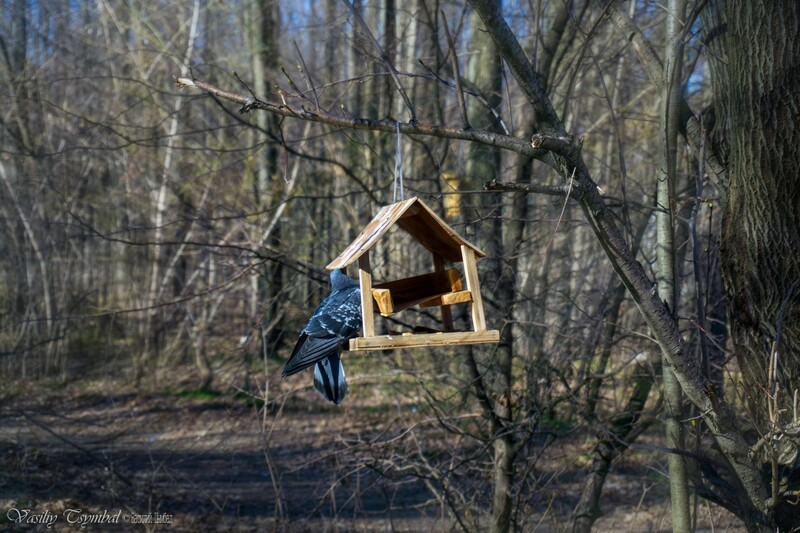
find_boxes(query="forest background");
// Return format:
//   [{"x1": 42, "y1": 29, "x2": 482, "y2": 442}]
[{"x1": 2, "y1": 0, "x2": 798, "y2": 531}]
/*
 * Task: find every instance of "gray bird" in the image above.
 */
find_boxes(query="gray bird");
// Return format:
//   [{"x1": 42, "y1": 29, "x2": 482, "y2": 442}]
[{"x1": 283, "y1": 269, "x2": 361, "y2": 404}]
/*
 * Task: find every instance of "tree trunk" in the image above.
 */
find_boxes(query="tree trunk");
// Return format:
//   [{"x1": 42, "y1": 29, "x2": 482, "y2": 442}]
[
  {"x1": 464, "y1": 3, "x2": 517, "y2": 532},
  {"x1": 706, "y1": 0, "x2": 800, "y2": 419},
  {"x1": 247, "y1": 0, "x2": 284, "y2": 355},
  {"x1": 704, "y1": 1, "x2": 800, "y2": 527},
  {"x1": 658, "y1": 0, "x2": 691, "y2": 529}
]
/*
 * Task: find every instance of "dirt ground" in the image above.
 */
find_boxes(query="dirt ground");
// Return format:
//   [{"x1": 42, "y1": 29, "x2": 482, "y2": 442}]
[{"x1": 0, "y1": 364, "x2": 747, "y2": 532}]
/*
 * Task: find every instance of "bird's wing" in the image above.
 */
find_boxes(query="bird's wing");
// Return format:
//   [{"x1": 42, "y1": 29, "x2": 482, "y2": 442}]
[
  {"x1": 303, "y1": 286, "x2": 361, "y2": 338},
  {"x1": 282, "y1": 333, "x2": 343, "y2": 377},
  {"x1": 282, "y1": 281, "x2": 361, "y2": 379}
]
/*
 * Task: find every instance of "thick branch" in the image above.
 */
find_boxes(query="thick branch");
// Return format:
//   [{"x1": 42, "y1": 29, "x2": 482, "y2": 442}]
[
  {"x1": 484, "y1": 179, "x2": 571, "y2": 197},
  {"x1": 175, "y1": 77, "x2": 541, "y2": 157},
  {"x1": 576, "y1": 173, "x2": 769, "y2": 521},
  {"x1": 604, "y1": 0, "x2": 664, "y2": 88},
  {"x1": 530, "y1": 132, "x2": 576, "y2": 155}
]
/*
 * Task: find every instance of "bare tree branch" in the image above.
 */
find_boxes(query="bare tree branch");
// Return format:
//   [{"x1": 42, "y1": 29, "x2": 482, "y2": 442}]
[
  {"x1": 292, "y1": 40, "x2": 320, "y2": 111},
  {"x1": 484, "y1": 178, "x2": 571, "y2": 197},
  {"x1": 441, "y1": 10, "x2": 471, "y2": 130},
  {"x1": 175, "y1": 76, "x2": 542, "y2": 156},
  {"x1": 342, "y1": 0, "x2": 416, "y2": 122}
]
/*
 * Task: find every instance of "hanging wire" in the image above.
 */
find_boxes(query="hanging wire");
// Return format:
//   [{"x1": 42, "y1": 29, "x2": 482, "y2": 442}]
[{"x1": 393, "y1": 121, "x2": 405, "y2": 203}]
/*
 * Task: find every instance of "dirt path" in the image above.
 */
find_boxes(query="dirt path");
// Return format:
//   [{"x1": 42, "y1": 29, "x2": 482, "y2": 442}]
[
  {"x1": 0, "y1": 375, "x2": 444, "y2": 531},
  {"x1": 1, "y1": 373, "x2": 746, "y2": 532}
]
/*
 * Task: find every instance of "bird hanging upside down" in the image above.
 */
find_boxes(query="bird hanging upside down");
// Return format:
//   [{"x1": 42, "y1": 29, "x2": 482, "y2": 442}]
[{"x1": 282, "y1": 269, "x2": 361, "y2": 404}]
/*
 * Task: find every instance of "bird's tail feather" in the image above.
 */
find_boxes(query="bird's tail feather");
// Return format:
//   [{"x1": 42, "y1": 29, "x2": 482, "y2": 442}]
[{"x1": 314, "y1": 353, "x2": 347, "y2": 404}]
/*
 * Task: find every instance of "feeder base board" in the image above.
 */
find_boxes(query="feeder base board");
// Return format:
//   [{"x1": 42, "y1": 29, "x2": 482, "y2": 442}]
[{"x1": 347, "y1": 330, "x2": 500, "y2": 351}]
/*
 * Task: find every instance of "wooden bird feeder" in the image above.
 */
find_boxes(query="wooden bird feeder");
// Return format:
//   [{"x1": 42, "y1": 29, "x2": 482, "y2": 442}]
[{"x1": 327, "y1": 197, "x2": 500, "y2": 351}]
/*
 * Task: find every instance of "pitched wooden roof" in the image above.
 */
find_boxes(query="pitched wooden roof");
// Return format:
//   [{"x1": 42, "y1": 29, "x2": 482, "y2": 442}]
[{"x1": 327, "y1": 197, "x2": 485, "y2": 269}]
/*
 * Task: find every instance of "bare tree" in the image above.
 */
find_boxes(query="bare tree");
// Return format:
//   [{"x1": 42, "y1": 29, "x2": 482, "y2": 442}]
[{"x1": 177, "y1": 0, "x2": 800, "y2": 529}]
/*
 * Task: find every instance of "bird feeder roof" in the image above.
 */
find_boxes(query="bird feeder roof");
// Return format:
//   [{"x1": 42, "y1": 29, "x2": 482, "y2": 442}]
[{"x1": 327, "y1": 197, "x2": 485, "y2": 269}]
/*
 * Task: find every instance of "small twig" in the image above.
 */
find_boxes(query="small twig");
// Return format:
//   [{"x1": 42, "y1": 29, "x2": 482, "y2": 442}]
[
  {"x1": 293, "y1": 40, "x2": 320, "y2": 111},
  {"x1": 441, "y1": 10, "x2": 470, "y2": 129},
  {"x1": 679, "y1": 0, "x2": 710, "y2": 44},
  {"x1": 417, "y1": 59, "x2": 509, "y2": 134},
  {"x1": 279, "y1": 64, "x2": 306, "y2": 100},
  {"x1": 775, "y1": 277, "x2": 800, "y2": 359},
  {"x1": 258, "y1": 372, "x2": 287, "y2": 520},
  {"x1": 233, "y1": 71, "x2": 258, "y2": 101},
  {"x1": 342, "y1": 0, "x2": 417, "y2": 122},
  {"x1": 538, "y1": 166, "x2": 576, "y2": 270}
]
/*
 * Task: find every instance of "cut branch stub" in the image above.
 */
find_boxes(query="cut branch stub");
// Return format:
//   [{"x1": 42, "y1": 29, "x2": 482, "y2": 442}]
[{"x1": 531, "y1": 132, "x2": 576, "y2": 156}]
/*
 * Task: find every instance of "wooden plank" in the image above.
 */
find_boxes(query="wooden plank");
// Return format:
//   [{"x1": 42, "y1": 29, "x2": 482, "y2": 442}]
[
  {"x1": 371, "y1": 268, "x2": 462, "y2": 314},
  {"x1": 418, "y1": 290, "x2": 473, "y2": 308},
  {"x1": 433, "y1": 253, "x2": 454, "y2": 331},
  {"x1": 358, "y1": 256, "x2": 375, "y2": 337},
  {"x1": 461, "y1": 245, "x2": 487, "y2": 331},
  {"x1": 348, "y1": 330, "x2": 500, "y2": 351},
  {"x1": 327, "y1": 198, "x2": 417, "y2": 269},
  {"x1": 371, "y1": 288, "x2": 394, "y2": 315},
  {"x1": 372, "y1": 288, "x2": 470, "y2": 315},
  {"x1": 372, "y1": 268, "x2": 461, "y2": 293}
]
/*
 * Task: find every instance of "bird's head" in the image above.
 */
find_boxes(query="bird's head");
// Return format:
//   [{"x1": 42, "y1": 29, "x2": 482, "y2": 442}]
[{"x1": 330, "y1": 268, "x2": 357, "y2": 290}]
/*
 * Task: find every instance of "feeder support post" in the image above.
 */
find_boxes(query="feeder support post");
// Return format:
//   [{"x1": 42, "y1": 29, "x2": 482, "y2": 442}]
[
  {"x1": 461, "y1": 245, "x2": 487, "y2": 331},
  {"x1": 433, "y1": 253, "x2": 456, "y2": 331},
  {"x1": 358, "y1": 255, "x2": 375, "y2": 337}
]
